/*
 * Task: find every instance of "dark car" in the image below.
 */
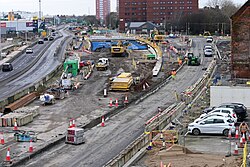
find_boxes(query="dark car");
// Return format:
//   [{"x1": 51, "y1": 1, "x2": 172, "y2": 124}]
[
  {"x1": 44, "y1": 37, "x2": 49, "y2": 41},
  {"x1": 49, "y1": 36, "x2": 54, "y2": 41},
  {"x1": 2, "y1": 63, "x2": 13, "y2": 72},
  {"x1": 38, "y1": 39, "x2": 44, "y2": 44},
  {"x1": 217, "y1": 103, "x2": 248, "y2": 121}
]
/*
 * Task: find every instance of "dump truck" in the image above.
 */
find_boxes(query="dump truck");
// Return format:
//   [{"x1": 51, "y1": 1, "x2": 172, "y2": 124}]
[
  {"x1": 96, "y1": 58, "x2": 109, "y2": 71},
  {"x1": 111, "y1": 41, "x2": 128, "y2": 57},
  {"x1": 186, "y1": 52, "x2": 200, "y2": 66}
]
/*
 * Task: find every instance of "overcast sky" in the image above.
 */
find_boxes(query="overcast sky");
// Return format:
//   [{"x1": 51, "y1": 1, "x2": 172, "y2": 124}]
[{"x1": 0, "y1": 0, "x2": 247, "y2": 16}]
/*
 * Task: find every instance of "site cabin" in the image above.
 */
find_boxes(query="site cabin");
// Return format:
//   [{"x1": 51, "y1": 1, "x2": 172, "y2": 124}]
[{"x1": 63, "y1": 59, "x2": 79, "y2": 77}]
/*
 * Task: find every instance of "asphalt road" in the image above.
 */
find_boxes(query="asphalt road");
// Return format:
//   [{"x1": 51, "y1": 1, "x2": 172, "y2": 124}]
[
  {"x1": 20, "y1": 38, "x2": 214, "y2": 167},
  {"x1": 0, "y1": 29, "x2": 71, "y2": 100}
]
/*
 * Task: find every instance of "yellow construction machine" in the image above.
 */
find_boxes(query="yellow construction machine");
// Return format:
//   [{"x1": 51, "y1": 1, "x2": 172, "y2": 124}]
[{"x1": 111, "y1": 41, "x2": 128, "y2": 57}]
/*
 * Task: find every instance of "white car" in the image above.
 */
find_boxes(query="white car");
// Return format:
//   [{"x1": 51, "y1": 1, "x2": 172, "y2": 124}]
[
  {"x1": 206, "y1": 36, "x2": 213, "y2": 43},
  {"x1": 26, "y1": 48, "x2": 33, "y2": 54},
  {"x1": 204, "y1": 49, "x2": 213, "y2": 57},
  {"x1": 194, "y1": 112, "x2": 237, "y2": 123},
  {"x1": 188, "y1": 116, "x2": 235, "y2": 136},
  {"x1": 200, "y1": 108, "x2": 237, "y2": 122},
  {"x1": 204, "y1": 45, "x2": 213, "y2": 50}
]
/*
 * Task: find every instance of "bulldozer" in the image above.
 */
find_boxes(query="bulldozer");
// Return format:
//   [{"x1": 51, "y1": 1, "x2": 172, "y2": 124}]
[
  {"x1": 111, "y1": 41, "x2": 128, "y2": 57},
  {"x1": 186, "y1": 52, "x2": 200, "y2": 66}
]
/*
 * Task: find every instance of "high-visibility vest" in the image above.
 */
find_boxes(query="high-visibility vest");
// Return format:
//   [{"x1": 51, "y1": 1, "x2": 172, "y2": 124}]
[{"x1": 171, "y1": 71, "x2": 176, "y2": 75}]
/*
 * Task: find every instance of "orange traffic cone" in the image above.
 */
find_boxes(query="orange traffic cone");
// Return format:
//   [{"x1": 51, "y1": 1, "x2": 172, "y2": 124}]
[
  {"x1": 13, "y1": 121, "x2": 18, "y2": 131},
  {"x1": 239, "y1": 137, "x2": 244, "y2": 148},
  {"x1": 109, "y1": 98, "x2": 113, "y2": 107},
  {"x1": 29, "y1": 140, "x2": 33, "y2": 153},
  {"x1": 69, "y1": 119, "x2": 73, "y2": 128},
  {"x1": 242, "y1": 133, "x2": 246, "y2": 143},
  {"x1": 124, "y1": 95, "x2": 128, "y2": 104},
  {"x1": 115, "y1": 98, "x2": 118, "y2": 107},
  {"x1": 235, "y1": 127, "x2": 239, "y2": 139},
  {"x1": 72, "y1": 119, "x2": 76, "y2": 128},
  {"x1": 6, "y1": 147, "x2": 11, "y2": 162},
  {"x1": 234, "y1": 142, "x2": 238, "y2": 155},
  {"x1": 101, "y1": 116, "x2": 105, "y2": 127},
  {"x1": 1, "y1": 132, "x2": 4, "y2": 145}
]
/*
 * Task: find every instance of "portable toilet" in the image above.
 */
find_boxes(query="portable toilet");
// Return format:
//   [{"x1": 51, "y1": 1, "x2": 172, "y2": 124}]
[{"x1": 64, "y1": 59, "x2": 79, "y2": 77}]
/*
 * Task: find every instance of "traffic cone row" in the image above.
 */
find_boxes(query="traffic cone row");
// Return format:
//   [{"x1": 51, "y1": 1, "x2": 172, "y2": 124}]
[{"x1": 69, "y1": 119, "x2": 76, "y2": 128}]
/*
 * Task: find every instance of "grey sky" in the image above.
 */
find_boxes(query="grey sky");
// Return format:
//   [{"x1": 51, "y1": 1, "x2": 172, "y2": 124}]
[{"x1": 0, "y1": 0, "x2": 247, "y2": 16}]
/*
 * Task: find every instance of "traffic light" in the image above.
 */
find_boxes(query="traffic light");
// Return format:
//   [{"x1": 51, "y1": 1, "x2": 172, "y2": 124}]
[{"x1": 33, "y1": 17, "x2": 38, "y2": 33}]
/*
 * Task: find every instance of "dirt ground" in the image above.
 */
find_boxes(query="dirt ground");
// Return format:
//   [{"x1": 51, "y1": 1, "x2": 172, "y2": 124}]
[{"x1": 142, "y1": 145, "x2": 242, "y2": 167}]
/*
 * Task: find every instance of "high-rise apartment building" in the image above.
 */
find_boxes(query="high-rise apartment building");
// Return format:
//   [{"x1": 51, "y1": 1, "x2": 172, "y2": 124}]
[
  {"x1": 96, "y1": 0, "x2": 111, "y2": 25},
  {"x1": 118, "y1": 0, "x2": 198, "y2": 32}
]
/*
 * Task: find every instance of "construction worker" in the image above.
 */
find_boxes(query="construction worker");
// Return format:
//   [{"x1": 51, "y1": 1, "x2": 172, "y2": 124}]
[
  {"x1": 171, "y1": 69, "x2": 176, "y2": 80},
  {"x1": 239, "y1": 121, "x2": 249, "y2": 138}
]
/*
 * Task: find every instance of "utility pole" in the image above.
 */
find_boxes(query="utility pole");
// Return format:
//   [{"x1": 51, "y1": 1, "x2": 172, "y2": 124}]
[{"x1": 39, "y1": 0, "x2": 42, "y2": 20}]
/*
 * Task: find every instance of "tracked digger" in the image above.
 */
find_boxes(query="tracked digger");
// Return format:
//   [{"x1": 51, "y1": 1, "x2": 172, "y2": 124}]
[{"x1": 111, "y1": 41, "x2": 128, "y2": 57}]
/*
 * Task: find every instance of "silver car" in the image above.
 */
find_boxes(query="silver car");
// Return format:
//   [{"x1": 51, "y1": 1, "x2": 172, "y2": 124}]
[{"x1": 204, "y1": 49, "x2": 213, "y2": 57}]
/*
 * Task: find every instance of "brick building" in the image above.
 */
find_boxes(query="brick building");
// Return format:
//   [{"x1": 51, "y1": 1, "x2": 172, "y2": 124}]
[
  {"x1": 96, "y1": 0, "x2": 110, "y2": 25},
  {"x1": 231, "y1": 1, "x2": 250, "y2": 79},
  {"x1": 118, "y1": 0, "x2": 198, "y2": 32}
]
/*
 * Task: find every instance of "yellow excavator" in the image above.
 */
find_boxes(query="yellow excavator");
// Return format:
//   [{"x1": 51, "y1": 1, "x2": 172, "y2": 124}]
[{"x1": 111, "y1": 41, "x2": 128, "y2": 57}]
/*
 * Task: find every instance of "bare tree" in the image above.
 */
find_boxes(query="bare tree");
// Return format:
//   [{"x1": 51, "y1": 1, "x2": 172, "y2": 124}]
[
  {"x1": 206, "y1": 0, "x2": 222, "y2": 8},
  {"x1": 221, "y1": 0, "x2": 240, "y2": 18}
]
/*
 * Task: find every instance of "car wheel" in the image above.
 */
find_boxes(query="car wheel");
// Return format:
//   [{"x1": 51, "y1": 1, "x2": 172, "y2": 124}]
[
  {"x1": 192, "y1": 128, "x2": 200, "y2": 135},
  {"x1": 223, "y1": 129, "x2": 229, "y2": 136}
]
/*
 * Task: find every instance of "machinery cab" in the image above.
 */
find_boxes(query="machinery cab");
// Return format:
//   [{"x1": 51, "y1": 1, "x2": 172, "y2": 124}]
[
  {"x1": 186, "y1": 52, "x2": 200, "y2": 66},
  {"x1": 111, "y1": 41, "x2": 128, "y2": 57}
]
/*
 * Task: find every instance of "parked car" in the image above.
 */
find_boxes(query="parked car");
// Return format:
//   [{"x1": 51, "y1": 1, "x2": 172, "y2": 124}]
[
  {"x1": 188, "y1": 116, "x2": 235, "y2": 136},
  {"x1": 217, "y1": 103, "x2": 248, "y2": 121},
  {"x1": 38, "y1": 39, "x2": 44, "y2": 44},
  {"x1": 2, "y1": 63, "x2": 13, "y2": 72},
  {"x1": 206, "y1": 36, "x2": 213, "y2": 43},
  {"x1": 194, "y1": 113, "x2": 237, "y2": 123},
  {"x1": 26, "y1": 48, "x2": 33, "y2": 54},
  {"x1": 204, "y1": 49, "x2": 213, "y2": 57},
  {"x1": 200, "y1": 108, "x2": 237, "y2": 122}
]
